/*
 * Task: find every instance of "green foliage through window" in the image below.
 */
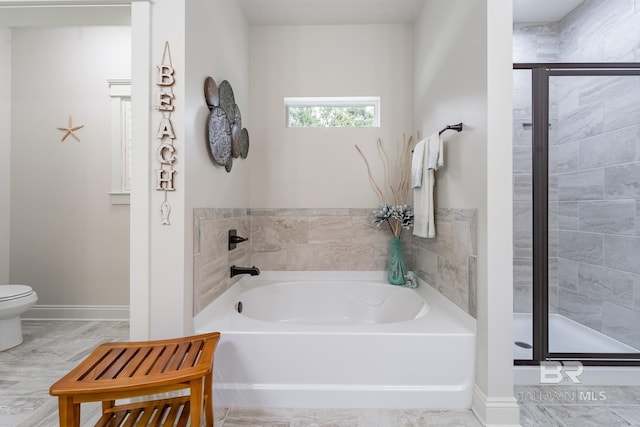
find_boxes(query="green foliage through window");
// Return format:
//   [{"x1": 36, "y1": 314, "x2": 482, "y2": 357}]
[{"x1": 285, "y1": 97, "x2": 379, "y2": 128}]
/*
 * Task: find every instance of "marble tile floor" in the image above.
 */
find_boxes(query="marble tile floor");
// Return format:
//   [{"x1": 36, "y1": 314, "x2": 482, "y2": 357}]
[{"x1": 1, "y1": 320, "x2": 639, "y2": 426}]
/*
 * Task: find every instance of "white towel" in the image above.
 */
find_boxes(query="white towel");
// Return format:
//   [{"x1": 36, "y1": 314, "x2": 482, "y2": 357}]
[
  {"x1": 427, "y1": 132, "x2": 444, "y2": 170},
  {"x1": 413, "y1": 132, "x2": 443, "y2": 238},
  {"x1": 411, "y1": 139, "x2": 426, "y2": 188}
]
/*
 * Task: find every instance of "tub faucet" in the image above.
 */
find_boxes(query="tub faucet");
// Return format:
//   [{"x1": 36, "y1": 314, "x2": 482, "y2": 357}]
[{"x1": 230, "y1": 265, "x2": 260, "y2": 278}]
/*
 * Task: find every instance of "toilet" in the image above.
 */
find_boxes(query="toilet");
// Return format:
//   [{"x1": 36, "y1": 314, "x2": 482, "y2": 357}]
[{"x1": 0, "y1": 285, "x2": 38, "y2": 351}]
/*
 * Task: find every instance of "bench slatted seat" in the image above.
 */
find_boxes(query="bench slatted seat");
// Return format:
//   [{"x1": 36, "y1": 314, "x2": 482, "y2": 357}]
[{"x1": 50, "y1": 332, "x2": 220, "y2": 427}]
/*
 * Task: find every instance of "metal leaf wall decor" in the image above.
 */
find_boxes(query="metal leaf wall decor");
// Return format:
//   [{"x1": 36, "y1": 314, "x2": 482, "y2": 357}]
[{"x1": 204, "y1": 76, "x2": 250, "y2": 172}]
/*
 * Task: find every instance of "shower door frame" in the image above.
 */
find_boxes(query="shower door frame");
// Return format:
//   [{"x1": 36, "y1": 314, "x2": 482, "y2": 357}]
[{"x1": 513, "y1": 62, "x2": 640, "y2": 366}]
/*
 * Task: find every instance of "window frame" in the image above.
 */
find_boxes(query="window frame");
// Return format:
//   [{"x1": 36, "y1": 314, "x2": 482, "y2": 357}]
[
  {"x1": 284, "y1": 96, "x2": 380, "y2": 128},
  {"x1": 108, "y1": 79, "x2": 131, "y2": 205}
]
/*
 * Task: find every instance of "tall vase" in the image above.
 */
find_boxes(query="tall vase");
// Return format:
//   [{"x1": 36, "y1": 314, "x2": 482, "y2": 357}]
[{"x1": 388, "y1": 237, "x2": 407, "y2": 285}]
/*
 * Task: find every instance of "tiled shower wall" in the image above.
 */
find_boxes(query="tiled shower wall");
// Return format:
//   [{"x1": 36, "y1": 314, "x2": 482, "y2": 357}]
[
  {"x1": 554, "y1": 74, "x2": 640, "y2": 349},
  {"x1": 193, "y1": 208, "x2": 477, "y2": 318},
  {"x1": 513, "y1": 0, "x2": 640, "y2": 349}
]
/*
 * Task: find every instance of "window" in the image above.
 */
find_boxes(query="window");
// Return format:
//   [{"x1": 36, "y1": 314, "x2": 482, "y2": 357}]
[
  {"x1": 108, "y1": 79, "x2": 131, "y2": 205},
  {"x1": 285, "y1": 96, "x2": 380, "y2": 128}
]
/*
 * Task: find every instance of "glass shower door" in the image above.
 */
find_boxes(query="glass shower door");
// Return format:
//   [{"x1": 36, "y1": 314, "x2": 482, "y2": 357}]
[{"x1": 548, "y1": 72, "x2": 640, "y2": 357}]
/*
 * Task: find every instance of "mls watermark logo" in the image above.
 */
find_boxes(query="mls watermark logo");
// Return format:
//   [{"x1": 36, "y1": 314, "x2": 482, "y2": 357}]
[
  {"x1": 514, "y1": 361, "x2": 608, "y2": 403},
  {"x1": 539, "y1": 361, "x2": 583, "y2": 384}
]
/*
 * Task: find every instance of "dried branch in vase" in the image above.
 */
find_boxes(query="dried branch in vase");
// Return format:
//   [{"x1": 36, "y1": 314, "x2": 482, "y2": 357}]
[{"x1": 355, "y1": 133, "x2": 416, "y2": 238}]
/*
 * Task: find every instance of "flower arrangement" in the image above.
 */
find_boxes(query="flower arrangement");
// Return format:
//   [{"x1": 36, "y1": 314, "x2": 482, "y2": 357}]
[
  {"x1": 355, "y1": 134, "x2": 415, "y2": 238},
  {"x1": 372, "y1": 203, "x2": 414, "y2": 238}
]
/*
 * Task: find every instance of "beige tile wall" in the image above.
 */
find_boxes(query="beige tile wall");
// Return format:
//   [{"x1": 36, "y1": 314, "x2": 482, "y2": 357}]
[
  {"x1": 193, "y1": 208, "x2": 250, "y2": 314},
  {"x1": 193, "y1": 207, "x2": 477, "y2": 318},
  {"x1": 250, "y1": 208, "x2": 390, "y2": 271},
  {"x1": 407, "y1": 209, "x2": 478, "y2": 317}
]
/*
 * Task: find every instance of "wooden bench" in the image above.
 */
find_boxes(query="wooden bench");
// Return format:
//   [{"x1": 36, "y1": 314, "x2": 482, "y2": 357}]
[{"x1": 49, "y1": 332, "x2": 220, "y2": 427}]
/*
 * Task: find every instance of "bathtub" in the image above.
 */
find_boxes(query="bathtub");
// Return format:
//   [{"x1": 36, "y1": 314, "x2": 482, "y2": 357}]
[{"x1": 194, "y1": 271, "x2": 475, "y2": 409}]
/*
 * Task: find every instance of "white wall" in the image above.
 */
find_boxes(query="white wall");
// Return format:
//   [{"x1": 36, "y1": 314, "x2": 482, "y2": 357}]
[
  {"x1": 144, "y1": 0, "x2": 187, "y2": 338},
  {"x1": 0, "y1": 28, "x2": 10, "y2": 283},
  {"x1": 184, "y1": 0, "x2": 251, "y2": 326},
  {"x1": 10, "y1": 26, "x2": 130, "y2": 307},
  {"x1": 249, "y1": 24, "x2": 413, "y2": 209},
  {"x1": 414, "y1": 2, "x2": 486, "y2": 210},
  {"x1": 483, "y1": 1, "x2": 517, "y2": 424},
  {"x1": 132, "y1": 0, "x2": 251, "y2": 338},
  {"x1": 414, "y1": 1, "x2": 517, "y2": 425},
  {"x1": 129, "y1": 0, "x2": 152, "y2": 339},
  {"x1": 185, "y1": 0, "x2": 250, "y2": 211}
]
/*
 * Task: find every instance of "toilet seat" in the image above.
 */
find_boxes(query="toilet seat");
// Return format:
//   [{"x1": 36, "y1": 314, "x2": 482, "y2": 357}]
[{"x1": 0, "y1": 285, "x2": 34, "y2": 303}]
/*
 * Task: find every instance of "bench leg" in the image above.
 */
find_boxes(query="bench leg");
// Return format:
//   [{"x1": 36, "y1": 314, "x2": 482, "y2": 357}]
[
  {"x1": 204, "y1": 372, "x2": 213, "y2": 427},
  {"x1": 58, "y1": 397, "x2": 80, "y2": 427},
  {"x1": 190, "y1": 378, "x2": 203, "y2": 427}
]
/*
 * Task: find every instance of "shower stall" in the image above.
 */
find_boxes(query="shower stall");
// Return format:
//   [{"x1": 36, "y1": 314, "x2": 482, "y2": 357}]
[{"x1": 513, "y1": 62, "x2": 640, "y2": 365}]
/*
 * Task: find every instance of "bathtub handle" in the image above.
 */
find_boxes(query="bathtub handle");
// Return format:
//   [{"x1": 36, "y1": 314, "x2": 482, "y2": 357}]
[{"x1": 228, "y1": 229, "x2": 249, "y2": 250}]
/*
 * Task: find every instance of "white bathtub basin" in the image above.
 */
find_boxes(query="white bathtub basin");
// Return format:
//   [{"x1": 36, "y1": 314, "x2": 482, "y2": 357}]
[
  {"x1": 195, "y1": 271, "x2": 476, "y2": 409},
  {"x1": 236, "y1": 280, "x2": 429, "y2": 325}
]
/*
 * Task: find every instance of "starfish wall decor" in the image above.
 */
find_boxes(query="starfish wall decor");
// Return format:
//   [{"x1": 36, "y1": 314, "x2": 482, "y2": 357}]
[{"x1": 57, "y1": 115, "x2": 85, "y2": 142}]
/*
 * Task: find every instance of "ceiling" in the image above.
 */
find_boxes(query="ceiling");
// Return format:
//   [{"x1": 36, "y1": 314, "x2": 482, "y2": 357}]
[
  {"x1": 0, "y1": 3, "x2": 130, "y2": 26},
  {"x1": 239, "y1": 0, "x2": 424, "y2": 25},
  {"x1": 240, "y1": 0, "x2": 585, "y2": 25},
  {"x1": 0, "y1": 0, "x2": 585, "y2": 28}
]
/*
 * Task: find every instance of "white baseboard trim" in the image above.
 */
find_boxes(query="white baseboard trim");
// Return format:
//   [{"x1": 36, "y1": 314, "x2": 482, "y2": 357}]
[
  {"x1": 472, "y1": 384, "x2": 521, "y2": 427},
  {"x1": 23, "y1": 304, "x2": 129, "y2": 321}
]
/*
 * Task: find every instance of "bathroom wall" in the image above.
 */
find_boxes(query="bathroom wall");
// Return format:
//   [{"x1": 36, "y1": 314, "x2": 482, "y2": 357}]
[
  {"x1": 414, "y1": 0, "x2": 517, "y2": 423},
  {"x1": 557, "y1": 0, "x2": 640, "y2": 349},
  {"x1": 513, "y1": 0, "x2": 640, "y2": 349},
  {"x1": 193, "y1": 208, "x2": 388, "y2": 316},
  {"x1": 201, "y1": 21, "x2": 479, "y2": 319},
  {"x1": 182, "y1": 0, "x2": 251, "y2": 328},
  {"x1": 0, "y1": 28, "x2": 10, "y2": 284},
  {"x1": 250, "y1": 208, "x2": 389, "y2": 271},
  {"x1": 193, "y1": 209, "x2": 250, "y2": 314},
  {"x1": 244, "y1": 17, "x2": 479, "y2": 318},
  {"x1": 247, "y1": 208, "x2": 479, "y2": 318},
  {"x1": 185, "y1": 0, "x2": 250, "y2": 214},
  {"x1": 10, "y1": 26, "x2": 130, "y2": 312},
  {"x1": 249, "y1": 24, "x2": 413, "y2": 209},
  {"x1": 406, "y1": 209, "x2": 478, "y2": 317},
  {"x1": 193, "y1": 207, "x2": 478, "y2": 318},
  {"x1": 412, "y1": 0, "x2": 488, "y2": 317},
  {"x1": 560, "y1": 0, "x2": 640, "y2": 62},
  {"x1": 131, "y1": 0, "x2": 251, "y2": 338}
]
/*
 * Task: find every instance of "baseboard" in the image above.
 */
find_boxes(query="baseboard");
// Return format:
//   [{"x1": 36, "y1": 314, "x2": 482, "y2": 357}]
[
  {"x1": 23, "y1": 304, "x2": 129, "y2": 321},
  {"x1": 472, "y1": 384, "x2": 521, "y2": 426}
]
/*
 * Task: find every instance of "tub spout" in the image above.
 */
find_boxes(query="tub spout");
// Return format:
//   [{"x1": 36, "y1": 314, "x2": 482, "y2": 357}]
[{"x1": 230, "y1": 265, "x2": 260, "y2": 278}]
